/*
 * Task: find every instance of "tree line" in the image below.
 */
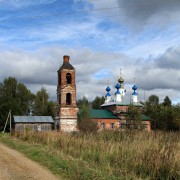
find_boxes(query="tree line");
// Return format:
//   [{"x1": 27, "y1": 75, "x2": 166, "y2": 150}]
[
  {"x1": 0, "y1": 77, "x2": 56, "y2": 131},
  {"x1": 0, "y1": 77, "x2": 179, "y2": 132}
]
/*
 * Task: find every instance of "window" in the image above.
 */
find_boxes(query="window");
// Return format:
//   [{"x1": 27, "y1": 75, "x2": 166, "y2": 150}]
[
  {"x1": 111, "y1": 123, "x2": 114, "y2": 129},
  {"x1": 66, "y1": 73, "x2": 72, "y2": 84},
  {"x1": 66, "y1": 93, "x2": 71, "y2": 105},
  {"x1": 101, "y1": 123, "x2": 105, "y2": 129}
]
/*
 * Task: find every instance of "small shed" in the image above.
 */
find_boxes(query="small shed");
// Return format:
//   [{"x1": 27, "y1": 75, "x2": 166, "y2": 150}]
[{"x1": 13, "y1": 116, "x2": 54, "y2": 132}]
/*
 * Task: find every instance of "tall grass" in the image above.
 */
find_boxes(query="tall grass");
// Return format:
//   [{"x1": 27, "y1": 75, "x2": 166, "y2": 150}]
[{"x1": 15, "y1": 130, "x2": 180, "y2": 179}]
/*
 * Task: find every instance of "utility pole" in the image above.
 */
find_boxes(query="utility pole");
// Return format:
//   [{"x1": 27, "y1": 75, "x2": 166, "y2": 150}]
[
  {"x1": 3, "y1": 110, "x2": 11, "y2": 134},
  {"x1": 10, "y1": 109, "x2": 12, "y2": 136}
]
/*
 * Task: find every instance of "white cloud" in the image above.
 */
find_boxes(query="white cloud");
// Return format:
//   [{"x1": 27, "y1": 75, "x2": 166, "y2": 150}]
[{"x1": 0, "y1": 45, "x2": 180, "y2": 104}]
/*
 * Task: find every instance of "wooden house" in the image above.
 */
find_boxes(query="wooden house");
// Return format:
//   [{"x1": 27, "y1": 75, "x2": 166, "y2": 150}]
[{"x1": 13, "y1": 116, "x2": 54, "y2": 132}]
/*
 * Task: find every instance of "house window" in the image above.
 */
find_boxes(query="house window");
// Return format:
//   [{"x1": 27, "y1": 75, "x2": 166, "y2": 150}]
[
  {"x1": 66, "y1": 73, "x2": 72, "y2": 84},
  {"x1": 101, "y1": 123, "x2": 105, "y2": 129},
  {"x1": 66, "y1": 93, "x2": 71, "y2": 105},
  {"x1": 111, "y1": 123, "x2": 114, "y2": 129}
]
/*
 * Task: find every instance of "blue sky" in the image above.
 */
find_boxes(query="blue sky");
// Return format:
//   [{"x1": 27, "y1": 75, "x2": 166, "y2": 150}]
[{"x1": 0, "y1": 0, "x2": 180, "y2": 104}]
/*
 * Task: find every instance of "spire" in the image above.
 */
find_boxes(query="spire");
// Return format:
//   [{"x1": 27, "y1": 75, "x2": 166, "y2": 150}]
[{"x1": 117, "y1": 68, "x2": 126, "y2": 96}]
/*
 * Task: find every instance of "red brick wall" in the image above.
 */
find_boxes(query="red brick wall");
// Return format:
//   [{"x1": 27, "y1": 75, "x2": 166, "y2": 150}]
[{"x1": 93, "y1": 118, "x2": 120, "y2": 130}]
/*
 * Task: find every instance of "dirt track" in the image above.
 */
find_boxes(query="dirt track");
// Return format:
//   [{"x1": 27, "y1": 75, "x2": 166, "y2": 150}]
[{"x1": 0, "y1": 143, "x2": 60, "y2": 180}]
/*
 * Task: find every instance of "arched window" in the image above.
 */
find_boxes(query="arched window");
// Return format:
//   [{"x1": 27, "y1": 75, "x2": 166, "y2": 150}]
[
  {"x1": 66, "y1": 93, "x2": 71, "y2": 105},
  {"x1": 66, "y1": 73, "x2": 72, "y2": 84}
]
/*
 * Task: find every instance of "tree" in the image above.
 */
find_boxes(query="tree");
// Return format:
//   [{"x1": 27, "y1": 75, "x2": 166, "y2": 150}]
[
  {"x1": 162, "y1": 96, "x2": 172, "y2": 107},
  {"x1": 145, "y1": 95, "x2": 160, "y2": 129},
  {"x1": 46, "y1": 101, "x2": 56, "y2": 119},
  {"x1": 78, "y1": 106, "x2": 98, "y2": 134},
  {"x1": 145, "y1": 95, "x2": 179, "y2": 131},
  {"x1": 34, "y1": 87, "x2": 49, "y2": 116},
  {"x1": 92, "y1": 96, "x2": 105, "y2": 109},
  {"x1": 0, "y1": 77, "x2": 33, "y2": 131},
  {"x1": 77, "y1": 96, "x2": 89, "y2": 108},
  {"x1": 126, "y1": 105, "x2": 143, "y2": 130}
]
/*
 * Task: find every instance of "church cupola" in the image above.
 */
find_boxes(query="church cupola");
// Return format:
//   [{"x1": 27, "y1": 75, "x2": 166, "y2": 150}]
[
  {"x1": 132, "y1": 84, "x2": 138, "y2": 103},
  {"x1": 105, "y1": 86, "x2": 111, "y2": 103},
  {"x1": 115, "y1": 83, "x2": 122, "y2": 102}
]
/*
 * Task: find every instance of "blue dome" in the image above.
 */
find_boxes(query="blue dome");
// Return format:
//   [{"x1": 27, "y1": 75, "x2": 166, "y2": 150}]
[
  {"x1": 105, "y1": 92, "x2": 111, "y2": 97},
  {"x1": 115, "y1": 89, "x2": 121, "y2": 95},
  {"x1": 132, "y1": 91, "x2": 137, "y2": 95},
  {"x1": 115, "y1": 83, "x2": 121, "y2": 89},
  {"x1": 132, "y1": 84, "x2": 137, "y2": 90},
  {"x1": 106, "y1": 86, "x2": 111, "y2": 92}
]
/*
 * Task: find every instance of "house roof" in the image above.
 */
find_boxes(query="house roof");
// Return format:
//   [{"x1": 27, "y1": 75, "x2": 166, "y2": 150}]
[
  {"x1": 13, "y1": 116, "x2": 54, "y2": 123},
  {"x1": 79, "y1": 109, "x2": 119, "y2": 119}
]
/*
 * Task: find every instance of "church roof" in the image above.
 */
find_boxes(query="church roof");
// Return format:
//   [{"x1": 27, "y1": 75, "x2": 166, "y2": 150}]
[
  {"x1": 58, "y1": 62, "x2": 74, "y2": 71},
  {"x1": 101, "y1": 96, "x2": 143, "y2": 107},
  {"x1": 90, "y1": 109, "x2": 119, "y2": 119},
  {"x1": 78, "y1": 109, "x2": 119, "y2": 119}
]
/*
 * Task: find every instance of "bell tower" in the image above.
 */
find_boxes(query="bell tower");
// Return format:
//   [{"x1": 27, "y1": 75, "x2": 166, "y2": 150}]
[{"x1": 57, "y1": 55, "x2": 78, "y2": 132}]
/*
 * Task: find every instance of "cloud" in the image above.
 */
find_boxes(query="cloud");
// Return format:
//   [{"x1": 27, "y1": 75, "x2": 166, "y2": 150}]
[
  {"x1": 118, "y1": 0, "x2": 180, "y2": 28},
  {"x1": 0, "y1": 0, "x2": 56, "y2": 9},
  {"x1": 0, "y1": 45, "x2": 180, "y2": 104},
  {"x1": 89, "y1": 0, "x2": 180, "y2": 31},
  {"x1": 157, "y1": 47, "x2": 180, "y2": 69}
]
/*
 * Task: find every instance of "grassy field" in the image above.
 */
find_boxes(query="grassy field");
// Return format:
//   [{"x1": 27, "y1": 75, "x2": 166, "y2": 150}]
[{"x1": 0, "y1": 130, "x2": 180, "y2": 180}]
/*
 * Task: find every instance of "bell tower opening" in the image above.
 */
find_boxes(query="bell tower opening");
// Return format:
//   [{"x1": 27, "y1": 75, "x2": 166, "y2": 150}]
[
  {"x1": 66, "y1": 73, "x2": 72, "y2": 84},
  {"x1": 66, "y1": 93, "x2": 71, "y2": 105}
]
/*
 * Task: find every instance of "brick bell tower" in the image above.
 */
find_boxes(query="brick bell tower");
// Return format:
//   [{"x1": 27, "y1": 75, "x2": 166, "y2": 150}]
[{"x1": 57, "y1": 55, "x2": 78, "y2": 132}]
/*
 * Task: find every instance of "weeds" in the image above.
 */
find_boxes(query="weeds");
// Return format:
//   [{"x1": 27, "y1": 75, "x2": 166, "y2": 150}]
[{"x1": 1, "y1": 130, "x2": 180, "y2": 179}]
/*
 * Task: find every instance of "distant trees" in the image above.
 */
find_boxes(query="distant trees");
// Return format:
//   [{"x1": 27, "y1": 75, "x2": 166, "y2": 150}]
[
  {"x1": 0, "y1": 77, "x2": 56, "y2": 131},
  {"x1": 162, "y1": 96, "x2": 172, "y2": 107},
  {"x1": 77, "y1": 96, "x2": 105, "y2": 109},
  {"x1": 0, "y1": 77, "x2": 33, "y2": 131},
  {"x1": 77, "y1": 96, "x2": 89, "y2": 108},
  {"x1": 34, "y1": 87, "x2": 56, "y2": 118},
  {"x1": 145, "y1": 95, "x2": 179, "y2": 131},
  {"x1": 91, "y1": 96, "x2": 105, "y2": 109}
]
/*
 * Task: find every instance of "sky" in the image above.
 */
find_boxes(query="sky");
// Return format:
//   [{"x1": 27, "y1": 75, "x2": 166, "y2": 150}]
[{"x1": 0, "y1": 0, "x2": 180, "y2": 104}]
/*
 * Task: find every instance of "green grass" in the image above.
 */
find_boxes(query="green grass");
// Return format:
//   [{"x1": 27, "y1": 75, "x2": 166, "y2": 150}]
[
  {"x1": 0, "y1": 131, "x2": 180, "y2": 180},
  {"x1": 0, "y1": 133, "x2": 119, "y2": 180}
]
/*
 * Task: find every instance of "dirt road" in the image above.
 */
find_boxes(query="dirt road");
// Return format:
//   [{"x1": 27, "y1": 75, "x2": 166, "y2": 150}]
[{"x1": 0, "y1": 143, "x2": 60, "y2": 180}]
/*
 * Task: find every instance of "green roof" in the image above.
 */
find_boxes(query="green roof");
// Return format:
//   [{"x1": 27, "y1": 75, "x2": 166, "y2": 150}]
[
  {"x1": 142, "y1": 115, "x2": 151, "y2": 121},
  {"x1": 78, "y1": 109, "x2": 151, "y2": 121},
  {"x1": 79, "y1": 109, "x2": 119, "y2": 119}
]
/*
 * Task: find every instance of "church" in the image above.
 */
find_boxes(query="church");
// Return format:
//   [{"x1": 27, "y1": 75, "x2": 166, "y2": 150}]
[{"x1": 57, "y1": 55, "x2": 151, "y2": 132}]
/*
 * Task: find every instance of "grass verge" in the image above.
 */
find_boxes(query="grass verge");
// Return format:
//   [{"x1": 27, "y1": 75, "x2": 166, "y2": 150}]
[{"x1": 0, "y1": 133, "x2": 129, "y2": 180}]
